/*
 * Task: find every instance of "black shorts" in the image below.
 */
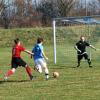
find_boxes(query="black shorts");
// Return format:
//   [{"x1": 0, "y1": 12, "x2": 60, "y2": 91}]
[
  {"x1": 11, "y1": 57, "x2": 27, "y2": 69},
  {"x1": 77, "y1": 53, "x2": 89, "y2": 61}
]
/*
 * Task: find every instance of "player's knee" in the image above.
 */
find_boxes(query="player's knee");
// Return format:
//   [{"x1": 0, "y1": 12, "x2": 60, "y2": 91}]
[
  {"x1": 25, "y1": 64, "x2": 28, "y2": 68},
  {"x1": 12, "y1": 68, "x2": 16, "y2": 73},
  {"x1": 78, "y1": 60, "x2": 80, "y2": 63},
  {"x1": 88, "y1": 58, "x2": 90, "y2": 61},
  {"x1": 35, "y1": 66, "x2": 42, "y2": 73},
  {"x1": 42, "y1": 63, "x2": 47, "y2": 68},
  {"x1": 38, "y1": 69, "x2": 42, "y2": 73}
]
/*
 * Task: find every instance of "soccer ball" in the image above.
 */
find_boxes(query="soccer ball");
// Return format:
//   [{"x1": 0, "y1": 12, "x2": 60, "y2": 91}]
[{"x1": 53, "y1": 72, "x2": 59, "y2": 78}]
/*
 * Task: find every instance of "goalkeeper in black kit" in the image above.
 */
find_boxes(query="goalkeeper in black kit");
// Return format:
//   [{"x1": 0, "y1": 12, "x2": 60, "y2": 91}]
[{"x1": 75, "y1": 36, "x2": 97, "y2": 67}]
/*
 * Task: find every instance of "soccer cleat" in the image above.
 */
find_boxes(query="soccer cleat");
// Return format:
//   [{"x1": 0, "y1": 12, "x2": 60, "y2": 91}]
[
  {"x1": 30, "y1": 75, "x2": 36, "y2": 80},
  {"x1": 77, "y1": 65, "x2": 80, "y2": 67},
  {"x1": 89, "y1": 65, "x2": 92, "y2": 68},
  {"x1": 30, "y1": 75, "x2": 33, "y2": 80}
]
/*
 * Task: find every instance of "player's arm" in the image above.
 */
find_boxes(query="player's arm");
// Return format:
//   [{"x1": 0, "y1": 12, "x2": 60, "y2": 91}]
[
  {"x1": 24, "y1": 50, "x2": 34, "y2": 55},
  {"x1": 89, "y1": 45, "x2": 97, "y2": 51},
  {"x1": 42, "y1": 51, "x2": 48, "y2": 60},
  {"x1": 40, "y1": 45, "x2": 48, "y2": 60},
  {"x1": 21, "y1": 45, "x2": 34, "y2": 55},
  {"x1": 74, "y1": 45, "x2": 81, "y2": 53},
  {"x1": 86, "y1": 42, "x2": 96, "y2": 51},
  {"x1": 31, "y1": 48, "x2": 34, "y2": 59}
]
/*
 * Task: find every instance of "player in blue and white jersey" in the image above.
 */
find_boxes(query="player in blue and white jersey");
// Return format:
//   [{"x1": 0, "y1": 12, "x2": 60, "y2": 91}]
[{"x1": 31, "y1": 37, "x2": 49, "y2": 80}]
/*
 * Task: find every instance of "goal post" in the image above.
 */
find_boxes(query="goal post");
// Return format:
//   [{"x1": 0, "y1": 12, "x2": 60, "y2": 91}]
[
  {"x1": 52, "y1": 15, "x2": 100, "y2": 65},
  {"x1": 53, "y1": 19, "x2": 57, "y2": 64}
]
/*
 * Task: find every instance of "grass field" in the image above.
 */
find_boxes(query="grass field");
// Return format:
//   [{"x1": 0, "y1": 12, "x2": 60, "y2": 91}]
[
  {"x1": 0, "y1": 44, "x2": 100, "y2": 100},
  {"x1": 0, "y1": 26, "x2": 100, "y2": 100}
]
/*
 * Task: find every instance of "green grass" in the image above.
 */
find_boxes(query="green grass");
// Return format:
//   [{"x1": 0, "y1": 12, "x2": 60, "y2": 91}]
[
  {"x1": 0, "y1": 45, "x2": 100, "y2": 100},
  {"x1": 0, "y1": 26, "x2": 100, "y2": 100},
  {"x1": 0, "y1": 28, "x2": 53, "y2": 47}
]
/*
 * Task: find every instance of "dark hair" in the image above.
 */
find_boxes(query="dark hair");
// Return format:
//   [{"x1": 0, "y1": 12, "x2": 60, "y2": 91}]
[
  {"x1": 37, "y1": 37, "x2": 43, "y2": 43},
  {"x1": 14, "y1": 38, "x2": 20, "y2": 44}
]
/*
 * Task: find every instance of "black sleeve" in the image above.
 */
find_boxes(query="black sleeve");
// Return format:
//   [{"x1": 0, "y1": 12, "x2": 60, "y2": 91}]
[
  {"x1": 76, "y1": 42, "x2": 79, "y2": 46},
  {"x1": 85, "y1": 42, "x2": 90, "y2": 46}
]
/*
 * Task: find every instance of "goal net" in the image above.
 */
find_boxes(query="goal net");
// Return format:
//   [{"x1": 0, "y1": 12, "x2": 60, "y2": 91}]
[{"x1": 52, "y1": 16, "x2": 100, "y2": 66}]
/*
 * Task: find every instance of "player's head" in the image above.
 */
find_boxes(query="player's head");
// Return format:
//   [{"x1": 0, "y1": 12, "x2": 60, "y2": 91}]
[
  {"x1": 37, "y1": 37, "x2": 43, "y2": 44},
  {"x1": 80, "y1": 36, "x2": 85, "y2": 42},
  {"x1": 14, "y1": 38, "x2": 20, "y2": 44}
]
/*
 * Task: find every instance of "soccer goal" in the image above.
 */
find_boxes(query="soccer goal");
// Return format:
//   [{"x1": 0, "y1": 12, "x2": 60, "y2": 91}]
[{"x1": 52, "y1": 15, "x2": 100, "y2": 66}]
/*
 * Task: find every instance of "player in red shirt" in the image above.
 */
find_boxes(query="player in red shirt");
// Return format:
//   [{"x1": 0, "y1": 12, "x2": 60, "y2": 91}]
[{"x1": 4, "y1": 38, "x2": 34, "y2": 81}]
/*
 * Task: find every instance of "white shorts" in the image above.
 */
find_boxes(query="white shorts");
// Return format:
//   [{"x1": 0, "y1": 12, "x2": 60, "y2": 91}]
[{"x1": 34, "y1": 58, "x2": 47, "y2": 73}]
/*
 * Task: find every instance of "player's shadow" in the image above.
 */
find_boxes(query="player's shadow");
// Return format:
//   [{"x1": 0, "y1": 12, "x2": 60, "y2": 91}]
[
  {"x1": 0, "y1": 80, "x2": 5, "y2": 84},
  {"x1": 0, "y1": 80, "x2": 31, "y2": 84},
  {"x1": 71, "y1": 66, "x2": 77, "y2": 68},
  {"x1": 50, "y1": 66, "x2": 77, "y2": 69},
  {"x1": 50, "y1": 66, "x2": 66, "y2": 69}
]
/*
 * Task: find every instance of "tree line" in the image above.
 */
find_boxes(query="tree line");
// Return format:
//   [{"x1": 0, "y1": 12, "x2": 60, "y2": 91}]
[{"x1": 0, "y1": 0, "x2": 100, "y2": 28}]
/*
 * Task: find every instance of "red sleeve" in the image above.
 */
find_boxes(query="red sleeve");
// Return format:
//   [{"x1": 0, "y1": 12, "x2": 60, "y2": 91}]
[{"x1": 20, "y1": 45, "x2": 25, "y2": 51}]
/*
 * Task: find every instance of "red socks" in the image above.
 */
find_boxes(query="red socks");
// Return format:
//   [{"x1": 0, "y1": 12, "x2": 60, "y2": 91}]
[
  {"x1": 5, "y1": 67, "x2": 33, "y2": 80},
  {"x1": 5, "y1": 70, "x2": 14, "y2": 77},
  {"x1": 25, "y1": 67, "x2": 32, "y2": 77}
]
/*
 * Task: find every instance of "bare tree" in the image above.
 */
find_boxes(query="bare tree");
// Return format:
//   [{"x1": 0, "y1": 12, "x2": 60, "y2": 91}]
[
  {"x1": 97, "y1": 0, "x2": 100, "y2": 14},
  {"x1": 56, "y1": 0, "x2": 75, "y2": 17},
  {"x1": 83, "y1": 0, "x2": 100, "y2": 15},
  {"x1": 0, "y1": 0, "x2": 11, "y2": 28},
  {"x1": 14, "y1": 0, "x2": 26, "y2": 17},
  {"x1": 97, "y1": 0, "x2": 100, "y2": 3},
  {"x1": 0, "y1": 0, "x2": 4, "y2": 15},
  {"x1": 73, "y1": 0, "x2": 100, "y2": 16}
]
